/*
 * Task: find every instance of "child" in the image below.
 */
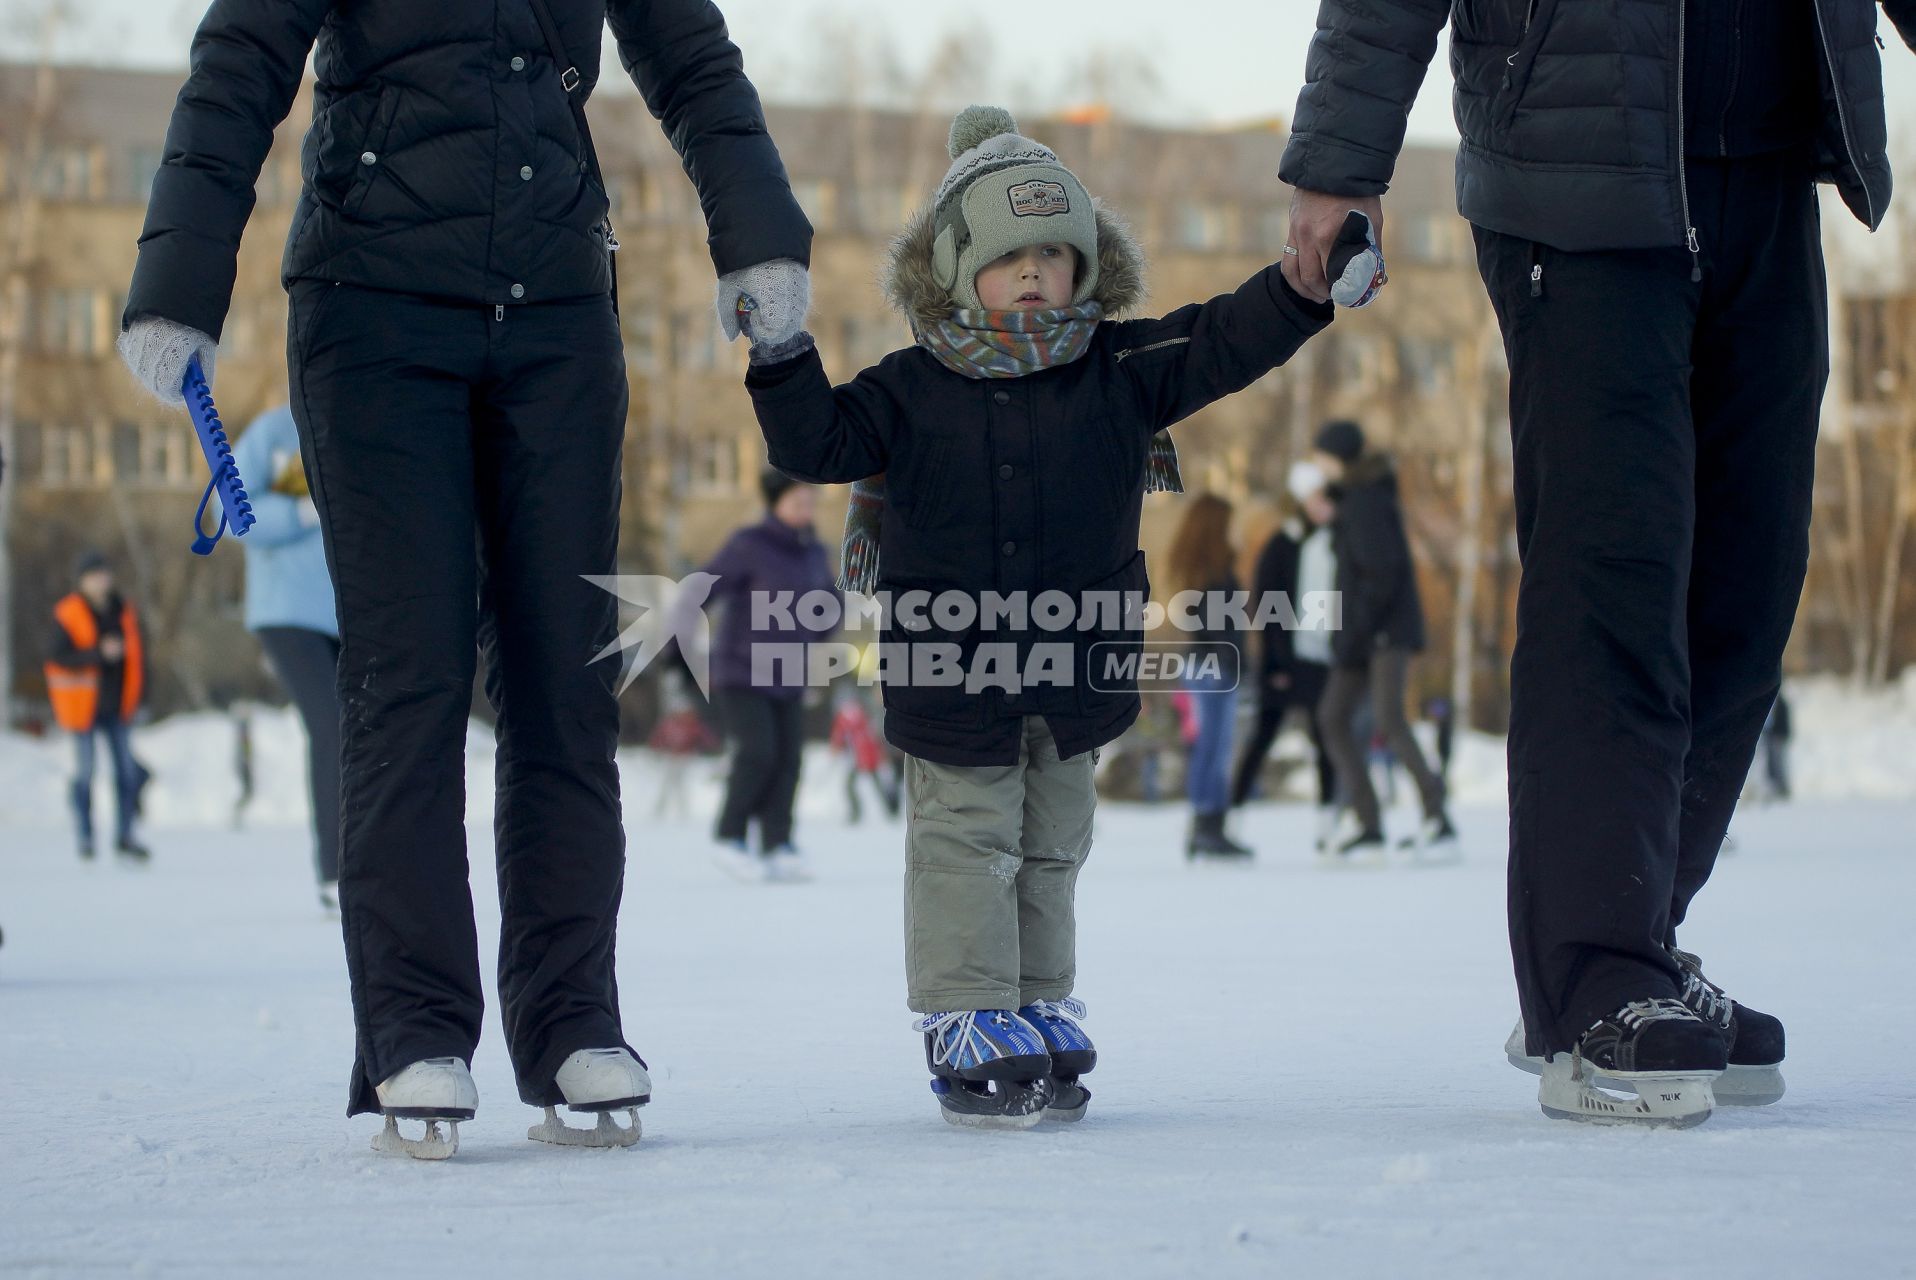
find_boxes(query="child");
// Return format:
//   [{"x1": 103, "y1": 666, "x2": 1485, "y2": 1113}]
[
  {"x1": 830, "y1": 684, "x2": 900, "y2": 823},
  {"x1": 736, "y1": 107, "x2": 1333, "y2": 1127}
]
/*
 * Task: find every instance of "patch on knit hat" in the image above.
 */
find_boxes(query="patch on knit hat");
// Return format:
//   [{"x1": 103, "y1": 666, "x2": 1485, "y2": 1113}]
[{"x1": 1008, "y1": 180, "x2": 1071, "y2": 218}]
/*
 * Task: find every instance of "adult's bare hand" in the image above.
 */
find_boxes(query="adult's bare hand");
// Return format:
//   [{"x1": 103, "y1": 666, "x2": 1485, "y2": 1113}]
[{"x1": 1282, "y1": 189, "x2": 1385, "y2": 305}]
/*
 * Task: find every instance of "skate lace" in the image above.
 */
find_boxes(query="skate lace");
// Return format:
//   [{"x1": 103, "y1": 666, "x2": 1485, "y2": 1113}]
[
  {"x1": 1671, "y1": 950, "x2": 1732, "y2": 1027},
  {"x1": 914, "y1": 1010, "x2": 1020, "y2": 1070},
  {"x1": 1615, "y1": 998, "x2": 1695, "y2": 1031},
  {"x1": 1025, "y1": 997, "x2": 1088, "y2": 1023}
]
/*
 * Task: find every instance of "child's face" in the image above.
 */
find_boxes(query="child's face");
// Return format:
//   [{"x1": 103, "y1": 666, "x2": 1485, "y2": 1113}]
[{"x1": 973, "y1": 244, "x2": 1080, "y2": 311}]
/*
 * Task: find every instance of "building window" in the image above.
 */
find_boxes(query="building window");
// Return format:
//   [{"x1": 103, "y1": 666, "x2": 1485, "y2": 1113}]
[
  {"x1": 31, "y1": 288, "x2": 109, "y2": 356},
  {"x1": 686, "y1": 433, "x2": 740, "y2": 496},
  {"x1": 623, "y1": 307, "x2": 660, "y2": 376},
  {"x1": 791, "y1": 179, "x2": 837, "y2": 232},
  {"x1": 32, "y1": 144, "x2": 99, "y2": 200},
  {"x1": 1397, "y1": 336, "x2": 1454, "y2": 395},
  {"x1": 117, "y1": 145, "x2": 163, "y2": 204},
  {"x1": 1173, "y1": 204, "x2": 1230, "y2": 252},
  {"x1": 1399, "y1": 214, "x2": 1469, "y2": 266},
  {"x1": 34, "y1": 421, "x2": 103, "y2": 488}
]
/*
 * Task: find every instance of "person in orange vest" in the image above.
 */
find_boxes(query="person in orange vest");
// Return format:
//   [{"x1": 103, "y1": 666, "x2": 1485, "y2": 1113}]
[{"x1": 45, "y1": 551, "x2": 150, "y2": 862}]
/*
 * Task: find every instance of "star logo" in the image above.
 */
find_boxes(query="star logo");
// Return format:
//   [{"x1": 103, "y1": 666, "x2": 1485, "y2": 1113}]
[{"x1": 582, "y1": 573, "x2": 720, "y2": 698}]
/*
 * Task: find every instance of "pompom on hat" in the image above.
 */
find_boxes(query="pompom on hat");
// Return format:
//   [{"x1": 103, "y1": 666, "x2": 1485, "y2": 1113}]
[{"x1": 930, "y1": 106, "x2": 1102, "y2": 311}]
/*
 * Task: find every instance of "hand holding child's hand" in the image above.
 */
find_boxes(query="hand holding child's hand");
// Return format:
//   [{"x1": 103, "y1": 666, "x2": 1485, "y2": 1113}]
[{"x1": 1282, "y1": 190, "x2": 1386, "y2": 307}]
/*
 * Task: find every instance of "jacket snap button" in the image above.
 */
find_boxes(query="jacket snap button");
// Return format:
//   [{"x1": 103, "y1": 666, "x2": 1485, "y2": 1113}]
[
  {"x1": 520, "y1": 165, "x2": 534, "y2": 181},
  {"x1": 999, "y1": 464, "x2": 1013, "y2": 480},
  {"x1": 510, "y1": 283, "x2": 525, "y2": 299},
  {"x1": 993, "y1": 390, "x2": 1010, "y2": 405},
  {"x1": 510, "y1": 56, "x2": 526, "y2": 71},
  {"x1": 359, "y1": 152, "x2": 377, "y2": 166},
  {"x1": 1001, "y1": 542, "x2": 1016, "y2": 557}
]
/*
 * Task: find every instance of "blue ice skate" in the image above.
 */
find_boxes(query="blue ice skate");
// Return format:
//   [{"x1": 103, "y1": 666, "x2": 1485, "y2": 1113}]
[
  {"x1": 1018, "y1": 998, "x2": 1097, "y2": 1122},
  {"x1": 915, "y1": 1009, "x2": 1053, "y2": 1130}
]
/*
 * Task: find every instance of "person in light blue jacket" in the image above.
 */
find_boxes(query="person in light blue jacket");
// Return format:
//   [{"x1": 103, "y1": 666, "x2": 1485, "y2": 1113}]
[{"x1": 231, "y1": 405, "x2": 340, "y2": 909}]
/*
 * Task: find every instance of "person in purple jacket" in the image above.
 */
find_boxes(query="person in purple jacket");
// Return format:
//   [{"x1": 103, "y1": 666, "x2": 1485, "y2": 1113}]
[{"x1": 702, "y1": 468, "x2": 841, "y2": 882}]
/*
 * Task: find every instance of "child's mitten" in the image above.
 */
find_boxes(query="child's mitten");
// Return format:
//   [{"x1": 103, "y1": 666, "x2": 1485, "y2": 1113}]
[{"x1": 717, "y1": 259, "x2": 811, "y2": 344}]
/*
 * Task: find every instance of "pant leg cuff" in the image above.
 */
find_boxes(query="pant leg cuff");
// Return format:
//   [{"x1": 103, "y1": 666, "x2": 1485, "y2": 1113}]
[
  {"x1": 1017, "y1": 981, "x2": 1074, "y2": 1007},
  {"x1": 908, "y1": 986, "x2": 1021, "y2": 1014}
]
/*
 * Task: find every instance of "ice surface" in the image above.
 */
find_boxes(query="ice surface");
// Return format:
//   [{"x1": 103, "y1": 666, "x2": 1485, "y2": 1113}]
[{"x1": 3, "y1": 696, "x2": 1914, "y2": 1276}]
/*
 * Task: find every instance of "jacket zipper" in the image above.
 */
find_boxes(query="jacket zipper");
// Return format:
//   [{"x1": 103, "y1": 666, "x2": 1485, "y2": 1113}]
[
  {"x1": 1810, "y1": 0, "x2": 1876, "y2": 227},
  {"x1": 1504, "y1": 0, "x2": 1541, "y2": 90},
  {"x1": 1115, "y1": 337, "x2": 1192, "y2": 363},
  {"x1": 1675, "y1": 0, "x2": 1701, "y2": 282}
]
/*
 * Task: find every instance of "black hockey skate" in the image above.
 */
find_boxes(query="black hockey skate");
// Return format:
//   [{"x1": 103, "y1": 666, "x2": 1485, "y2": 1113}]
[
  {"x1": 917, "y1": 1010, "x2": 1053, "y2": 1130},
  {"x1": 1536, "y1": 999, "x2": 1725, "y2": 1128},
  {"x1": 1671, "y1": 947, "x2": 1786, "y2": 1106}
]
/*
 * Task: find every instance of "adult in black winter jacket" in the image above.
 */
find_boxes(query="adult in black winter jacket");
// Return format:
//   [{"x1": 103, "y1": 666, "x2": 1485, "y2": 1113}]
[
  {"x1": 1278, "y1": 0, "x2": 1915, "y2": 1107},
  {"x1": 1310, "y1": 422, "x2": 1449, "y2": 852},
  {"x1": 115, "y1": 0, "x2": 814, "y2": 1137}
]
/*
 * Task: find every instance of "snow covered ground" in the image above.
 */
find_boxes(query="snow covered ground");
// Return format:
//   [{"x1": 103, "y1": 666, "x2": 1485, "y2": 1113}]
[{"x1": 3, "y1": 700, "x2": 1916, "y2": 1278}]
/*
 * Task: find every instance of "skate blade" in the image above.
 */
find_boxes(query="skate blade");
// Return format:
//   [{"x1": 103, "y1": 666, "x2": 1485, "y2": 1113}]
[
  {"x1": 1713, "y1": 1065, "x2": 1785, "y2": 1107},
  {"x1": 372, "y1": 1115, "x2": 460, "y2": 1160},
  {"x1": 1042, "y1": 1083, "x2": 1090, "y2": 1123},
  {"x1": 1537, "y1": 1057, "x2": 1717, "y2": 1128},
  {"x1": 1505, "y1": 1020, "x2": 1543, "y2": 1076},
  {"x1": 941, "y1": 1107, "x2": 1044, "y2": 1131},
  {"x1": 528, "y1": 1106, "x2": 642, "y2": 1148}
]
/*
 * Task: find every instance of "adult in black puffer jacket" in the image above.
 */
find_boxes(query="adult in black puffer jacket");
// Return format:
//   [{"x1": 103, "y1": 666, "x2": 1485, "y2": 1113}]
[
  {"x1": 115, "y1": 0, "x2": 814, "y2": 1140},
  {"x1": 1309, "y1": 422, "x2": 1449, "y2": 856},
  {"x1": 1278, "y1": 0, "x2": 1913, "y2": 1113}
]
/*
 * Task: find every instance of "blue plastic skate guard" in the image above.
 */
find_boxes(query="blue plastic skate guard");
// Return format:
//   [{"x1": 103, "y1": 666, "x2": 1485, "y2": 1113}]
[{"x1": 182, "y1": 353, "x2": 255, "y2": 556}]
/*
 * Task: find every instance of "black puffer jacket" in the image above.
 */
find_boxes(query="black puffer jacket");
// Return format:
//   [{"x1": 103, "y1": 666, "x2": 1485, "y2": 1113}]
[
  {"x1": 125, "y1": 0, "x2": 812, "y2": 340},
  {"x1": 1280, "y1": 0, "x2": 1916, "y2": 251},
  {"x1": 1329, "y1": 455, "x2": 1424, "y2": 667},
  {"x1": 746, "y1": 209, "x2": 1332, "y2": 767}
]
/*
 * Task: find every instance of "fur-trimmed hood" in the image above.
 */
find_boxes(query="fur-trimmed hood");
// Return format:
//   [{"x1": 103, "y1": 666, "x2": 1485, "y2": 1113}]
[{"x1": 882, "y1": 201, "x2": 1148, "y2": 334}]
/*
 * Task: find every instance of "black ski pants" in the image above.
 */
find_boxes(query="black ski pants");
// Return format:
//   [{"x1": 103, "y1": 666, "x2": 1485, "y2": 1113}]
[
  {"x1": 288, "y1": 282, "x2": 632, "y2": 1115},
  {"x1": 1474, "y1": 152, "x2": 1826, "y2": 1055},
  {"x1": 715, "y1": 688, "x2": 806, "y2": 851},
  {"x1": 1230, "y1": 661, "x2": 1334, "y2": 807},
  {"x1": 257, "y1": 625, "x2": 342, "y2": 885}
]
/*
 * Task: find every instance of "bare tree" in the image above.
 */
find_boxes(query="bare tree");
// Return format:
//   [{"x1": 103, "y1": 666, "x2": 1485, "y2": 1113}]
[{"x1": 0, "y1": 5, "x2": 67, "y2": 722}]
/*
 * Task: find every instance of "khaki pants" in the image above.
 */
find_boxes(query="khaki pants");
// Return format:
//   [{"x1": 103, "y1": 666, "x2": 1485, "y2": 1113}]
[{"x1": 903, "y1": 717, "x2": 1096, "y2": 1013}]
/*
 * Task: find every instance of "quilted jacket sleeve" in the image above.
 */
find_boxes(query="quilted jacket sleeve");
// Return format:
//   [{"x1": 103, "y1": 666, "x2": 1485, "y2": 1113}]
[
  {"x1": 1277, "y1": 0, "x2": 1452, "y2": 197},
  {"x1": 122, "y1": 0, "x2": 332, "y2": 339},
  {"x1": 608, "y1": 0, "x2": 814, "y2": 274}
]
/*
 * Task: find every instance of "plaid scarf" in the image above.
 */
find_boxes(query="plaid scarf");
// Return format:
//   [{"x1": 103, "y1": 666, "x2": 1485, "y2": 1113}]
[{"x1": 838, "y1": 304, "x2": 1184, "y2": 593}]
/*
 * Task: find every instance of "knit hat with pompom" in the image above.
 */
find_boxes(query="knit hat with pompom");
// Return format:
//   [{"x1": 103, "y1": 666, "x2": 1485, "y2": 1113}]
[{"x1": 929, "y1": 106, "x2": 1101, "y2": 311}]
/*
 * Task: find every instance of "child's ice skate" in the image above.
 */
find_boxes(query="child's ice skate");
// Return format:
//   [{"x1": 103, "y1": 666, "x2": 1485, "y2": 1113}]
[
  {"x1": 1018, "y1": 997, "x2": 1097, "y2": 1122},
  {"x1": 916, "y1": 1009, "x2": 1053, "y2": 1130}
]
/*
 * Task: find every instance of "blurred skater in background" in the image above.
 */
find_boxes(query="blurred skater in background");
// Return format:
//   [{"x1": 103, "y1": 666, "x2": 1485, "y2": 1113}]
[
  {"x1": 46, "y1": 551, "x2": 150, "y2": 863},
  {"x1": 233, "y1": 405, "x2": 341, "y2": 913}
]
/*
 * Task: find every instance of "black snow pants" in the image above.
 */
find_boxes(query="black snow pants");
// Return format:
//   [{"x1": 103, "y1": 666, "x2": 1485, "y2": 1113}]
[
  {"x1": 257, "y1": 625, "x2": 343, "y2": 885},
  {"x1": 1474, "y1": 151, "x2": 1827, "y2": 1056},
  {"x1": 715, "y1": 688, "x2": 806, "y2": 852},
  {"x1": 1231, "y1": 660, "x2": 1334, "y2": 807},
  {"x1": 288, "y1": 282, "x2": 633, "y2": 1115}
]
